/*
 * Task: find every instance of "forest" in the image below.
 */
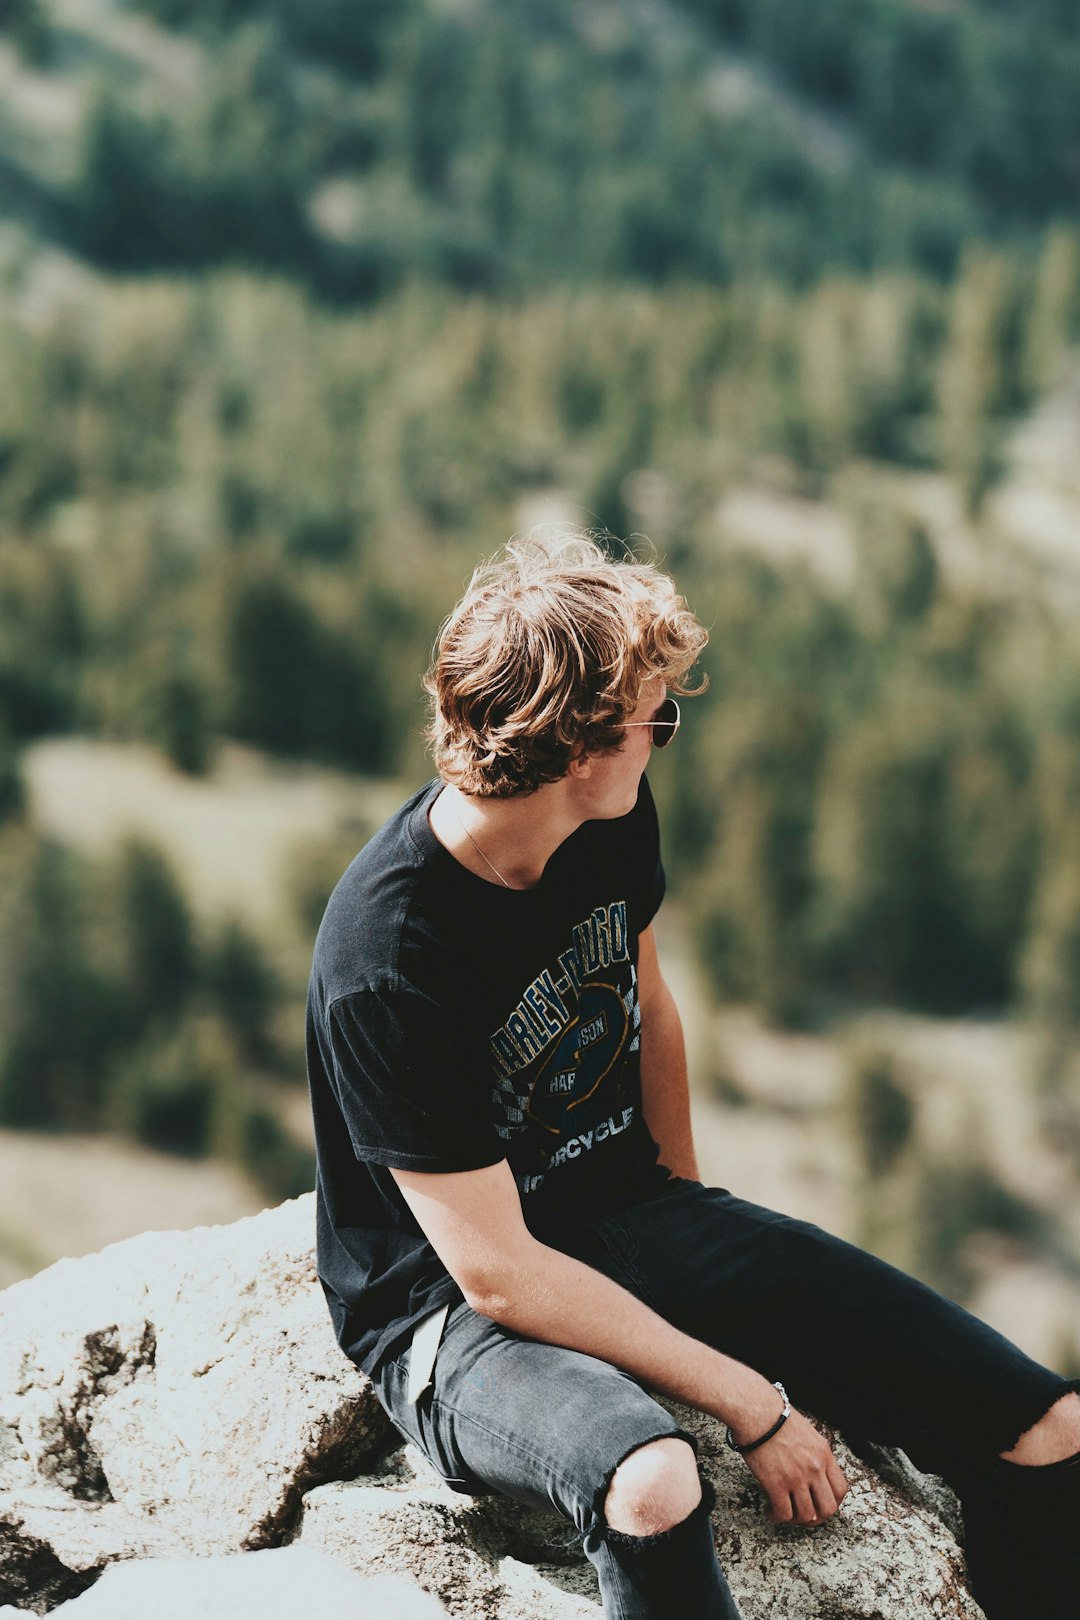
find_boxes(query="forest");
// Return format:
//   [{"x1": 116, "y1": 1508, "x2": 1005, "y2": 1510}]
[
  {"x1": 1, "y1": 0, "x2": 1080, "y2": 1329},
  {"x1": 3, "y1": 0, "x2": 1080, "y2": 292}
]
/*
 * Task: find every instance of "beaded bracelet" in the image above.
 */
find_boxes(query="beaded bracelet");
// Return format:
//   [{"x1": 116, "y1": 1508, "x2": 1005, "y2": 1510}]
[{"x1": 725, "y1": 1382, "x2": 792, "y2": 1455}]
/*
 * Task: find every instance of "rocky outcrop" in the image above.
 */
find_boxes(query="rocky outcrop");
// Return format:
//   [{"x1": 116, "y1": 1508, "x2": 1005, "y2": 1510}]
[
  {"x1": 0, "y1": 1194, "x2": 986, "y2": 1619},
  {"x1": 3, "y1": 1548, "x2": 449, "y2": 1619},
  {"x1": 0, "y1": 1198, "x2": 390, "y2": 1612}
]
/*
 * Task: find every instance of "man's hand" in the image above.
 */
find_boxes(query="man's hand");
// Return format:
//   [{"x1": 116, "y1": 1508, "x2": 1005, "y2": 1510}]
[{"x1": 738, "y1": 1405, "x2": 849, "y2": 1527}]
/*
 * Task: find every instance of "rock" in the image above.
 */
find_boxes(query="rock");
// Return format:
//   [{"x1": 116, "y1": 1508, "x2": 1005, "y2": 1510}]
[
  {"x1": 674, "y1": 1402, "x2": 982, "y2": 1620},
  {"x1": 298, "y1": 1445, "x2": 598, "y2": 1619},
  {"x1": 0, "y1": 1194, "x2": 987, "y2": 1618},
  {"x1": 0, "y1": 1197, "x2": 393, "y2": 1609},
  {"x1": 296, "y1": 1405, "x2": 982, "y2": 1620},
  {"x1": 40, "y1": 1548, "x2": 447, "y2": 1619}
]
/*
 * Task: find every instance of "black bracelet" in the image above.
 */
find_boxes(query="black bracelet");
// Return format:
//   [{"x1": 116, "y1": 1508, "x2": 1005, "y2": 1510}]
[{"x1": 726, "y1": 1382, "x2": 792, "y2": 1455}]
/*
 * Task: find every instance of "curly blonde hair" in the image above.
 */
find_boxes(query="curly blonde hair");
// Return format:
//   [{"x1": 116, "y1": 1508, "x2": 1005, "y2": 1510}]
[{"x1": 425, "y1": 533, "x2": 708, "y2": 797}]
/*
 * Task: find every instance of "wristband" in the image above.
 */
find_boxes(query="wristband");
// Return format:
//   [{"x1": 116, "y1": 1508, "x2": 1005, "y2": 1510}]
[{"x1": 726, "y1": 1382, "x2": 792, "y2": 1455}]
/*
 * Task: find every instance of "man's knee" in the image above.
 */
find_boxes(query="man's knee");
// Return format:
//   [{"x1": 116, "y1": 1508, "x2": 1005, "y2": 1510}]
[
  {"x1": 603, "y1": 1436, "x2": 702, "y2": 1536},
  {"x1": 1000, "y1": 1391, "x2": 1080, "y2": 1466}
]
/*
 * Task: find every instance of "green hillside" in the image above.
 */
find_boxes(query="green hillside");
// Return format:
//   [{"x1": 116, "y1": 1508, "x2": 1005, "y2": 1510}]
[
  {"x1": 2, "y1": 0, "x2": 1080, "y2": 1296},
  {"x1": 1, "y1": 0, "x2": 1079, "y2": 294}
]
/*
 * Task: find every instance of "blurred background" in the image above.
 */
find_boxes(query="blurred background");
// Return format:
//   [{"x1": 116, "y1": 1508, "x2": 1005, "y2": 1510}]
[{"x1": 0, "y1": 0, "x2": 1079, "y2": 1374}]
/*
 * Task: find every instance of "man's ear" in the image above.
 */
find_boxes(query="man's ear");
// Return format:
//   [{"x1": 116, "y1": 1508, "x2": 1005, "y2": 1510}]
[{"x1": 567, "y1": 750, "x2": 593, "y2": 779}]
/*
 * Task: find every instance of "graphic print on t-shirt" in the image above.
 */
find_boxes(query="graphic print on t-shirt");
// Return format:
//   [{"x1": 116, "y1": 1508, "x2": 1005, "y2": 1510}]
[{"x1": 488, "y1": 899, "x2": 641, "y2": 1194}]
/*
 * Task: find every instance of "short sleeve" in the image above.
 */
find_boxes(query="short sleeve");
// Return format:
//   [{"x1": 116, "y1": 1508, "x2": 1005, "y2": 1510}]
[{"x1": 325, "y1": 986, "x2": 504, "y2": 1173}]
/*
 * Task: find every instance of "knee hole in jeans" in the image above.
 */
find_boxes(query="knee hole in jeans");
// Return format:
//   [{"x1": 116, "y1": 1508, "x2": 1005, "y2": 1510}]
[{"x1": 602, "y1": 1437, "x2": 702, "y2": 1537}]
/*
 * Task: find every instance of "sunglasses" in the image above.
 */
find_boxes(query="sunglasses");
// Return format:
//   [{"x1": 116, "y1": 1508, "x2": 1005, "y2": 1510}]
[{"x1": 621, "y1": 696, "x2": 681, "y2": 748}]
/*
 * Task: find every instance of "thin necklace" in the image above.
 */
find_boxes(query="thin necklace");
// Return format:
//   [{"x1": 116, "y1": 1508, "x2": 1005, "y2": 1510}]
[{"x1": 449, "y1": 793, "x2": 511, "y2": 888}]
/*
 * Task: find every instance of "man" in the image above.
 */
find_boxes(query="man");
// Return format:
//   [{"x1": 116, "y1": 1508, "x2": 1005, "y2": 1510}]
[{"x1": 306, "y1": 534, "x2": 1080, "y2": 1619}]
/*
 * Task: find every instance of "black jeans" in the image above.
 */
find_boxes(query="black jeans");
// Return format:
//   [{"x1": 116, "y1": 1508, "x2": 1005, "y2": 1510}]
[{"x1": 374, "y1": 1178, "x2": 1080, "y2": 1619}]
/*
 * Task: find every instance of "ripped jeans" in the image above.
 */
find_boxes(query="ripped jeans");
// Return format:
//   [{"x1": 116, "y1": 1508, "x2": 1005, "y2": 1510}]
[{"x1": 372, "y1": 1179, "x2": 1080, "y2": 1619}]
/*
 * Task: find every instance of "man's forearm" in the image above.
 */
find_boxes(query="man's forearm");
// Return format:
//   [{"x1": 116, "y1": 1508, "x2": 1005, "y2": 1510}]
[
  {"x1": 471, "y1": 1237, "x2": 780, "y2": 1442},
  {"x1": 392, "y1": 1155, "x2": 848, "y2": 1523}
]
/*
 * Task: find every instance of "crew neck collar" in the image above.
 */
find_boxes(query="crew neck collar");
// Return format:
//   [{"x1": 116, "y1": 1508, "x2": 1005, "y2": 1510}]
[{"x1": 409, "y1": 781, "x2": 562, "y2": 898}]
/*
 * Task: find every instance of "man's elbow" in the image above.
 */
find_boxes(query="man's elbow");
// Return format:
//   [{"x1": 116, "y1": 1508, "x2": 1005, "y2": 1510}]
[
  {"x1": 461, "y1": 1282, "x2": 513, "y2": 1322},
  {"x1": 457, "y1": 1249, "x2": 536, "y2": 1324}
]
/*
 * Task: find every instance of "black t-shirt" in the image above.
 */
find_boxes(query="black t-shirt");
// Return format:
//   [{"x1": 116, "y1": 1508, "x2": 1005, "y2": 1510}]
[{"x1": 305, "y1": 775, "x2": 670, "y2": 1376}]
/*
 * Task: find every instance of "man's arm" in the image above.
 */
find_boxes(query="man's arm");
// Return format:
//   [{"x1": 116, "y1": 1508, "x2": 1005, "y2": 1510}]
[
  {"x1": 637, "y1": 923, "x2": 700, "y2": 1181},
  {"x1": 391, "y1": 1159, "x2": 848, "y2": 1526}
]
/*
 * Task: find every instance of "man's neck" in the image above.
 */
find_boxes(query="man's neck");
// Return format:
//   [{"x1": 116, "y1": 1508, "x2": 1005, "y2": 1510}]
[{"x1": 428, "y1": 780, "x2": 584, "y2": 890}]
